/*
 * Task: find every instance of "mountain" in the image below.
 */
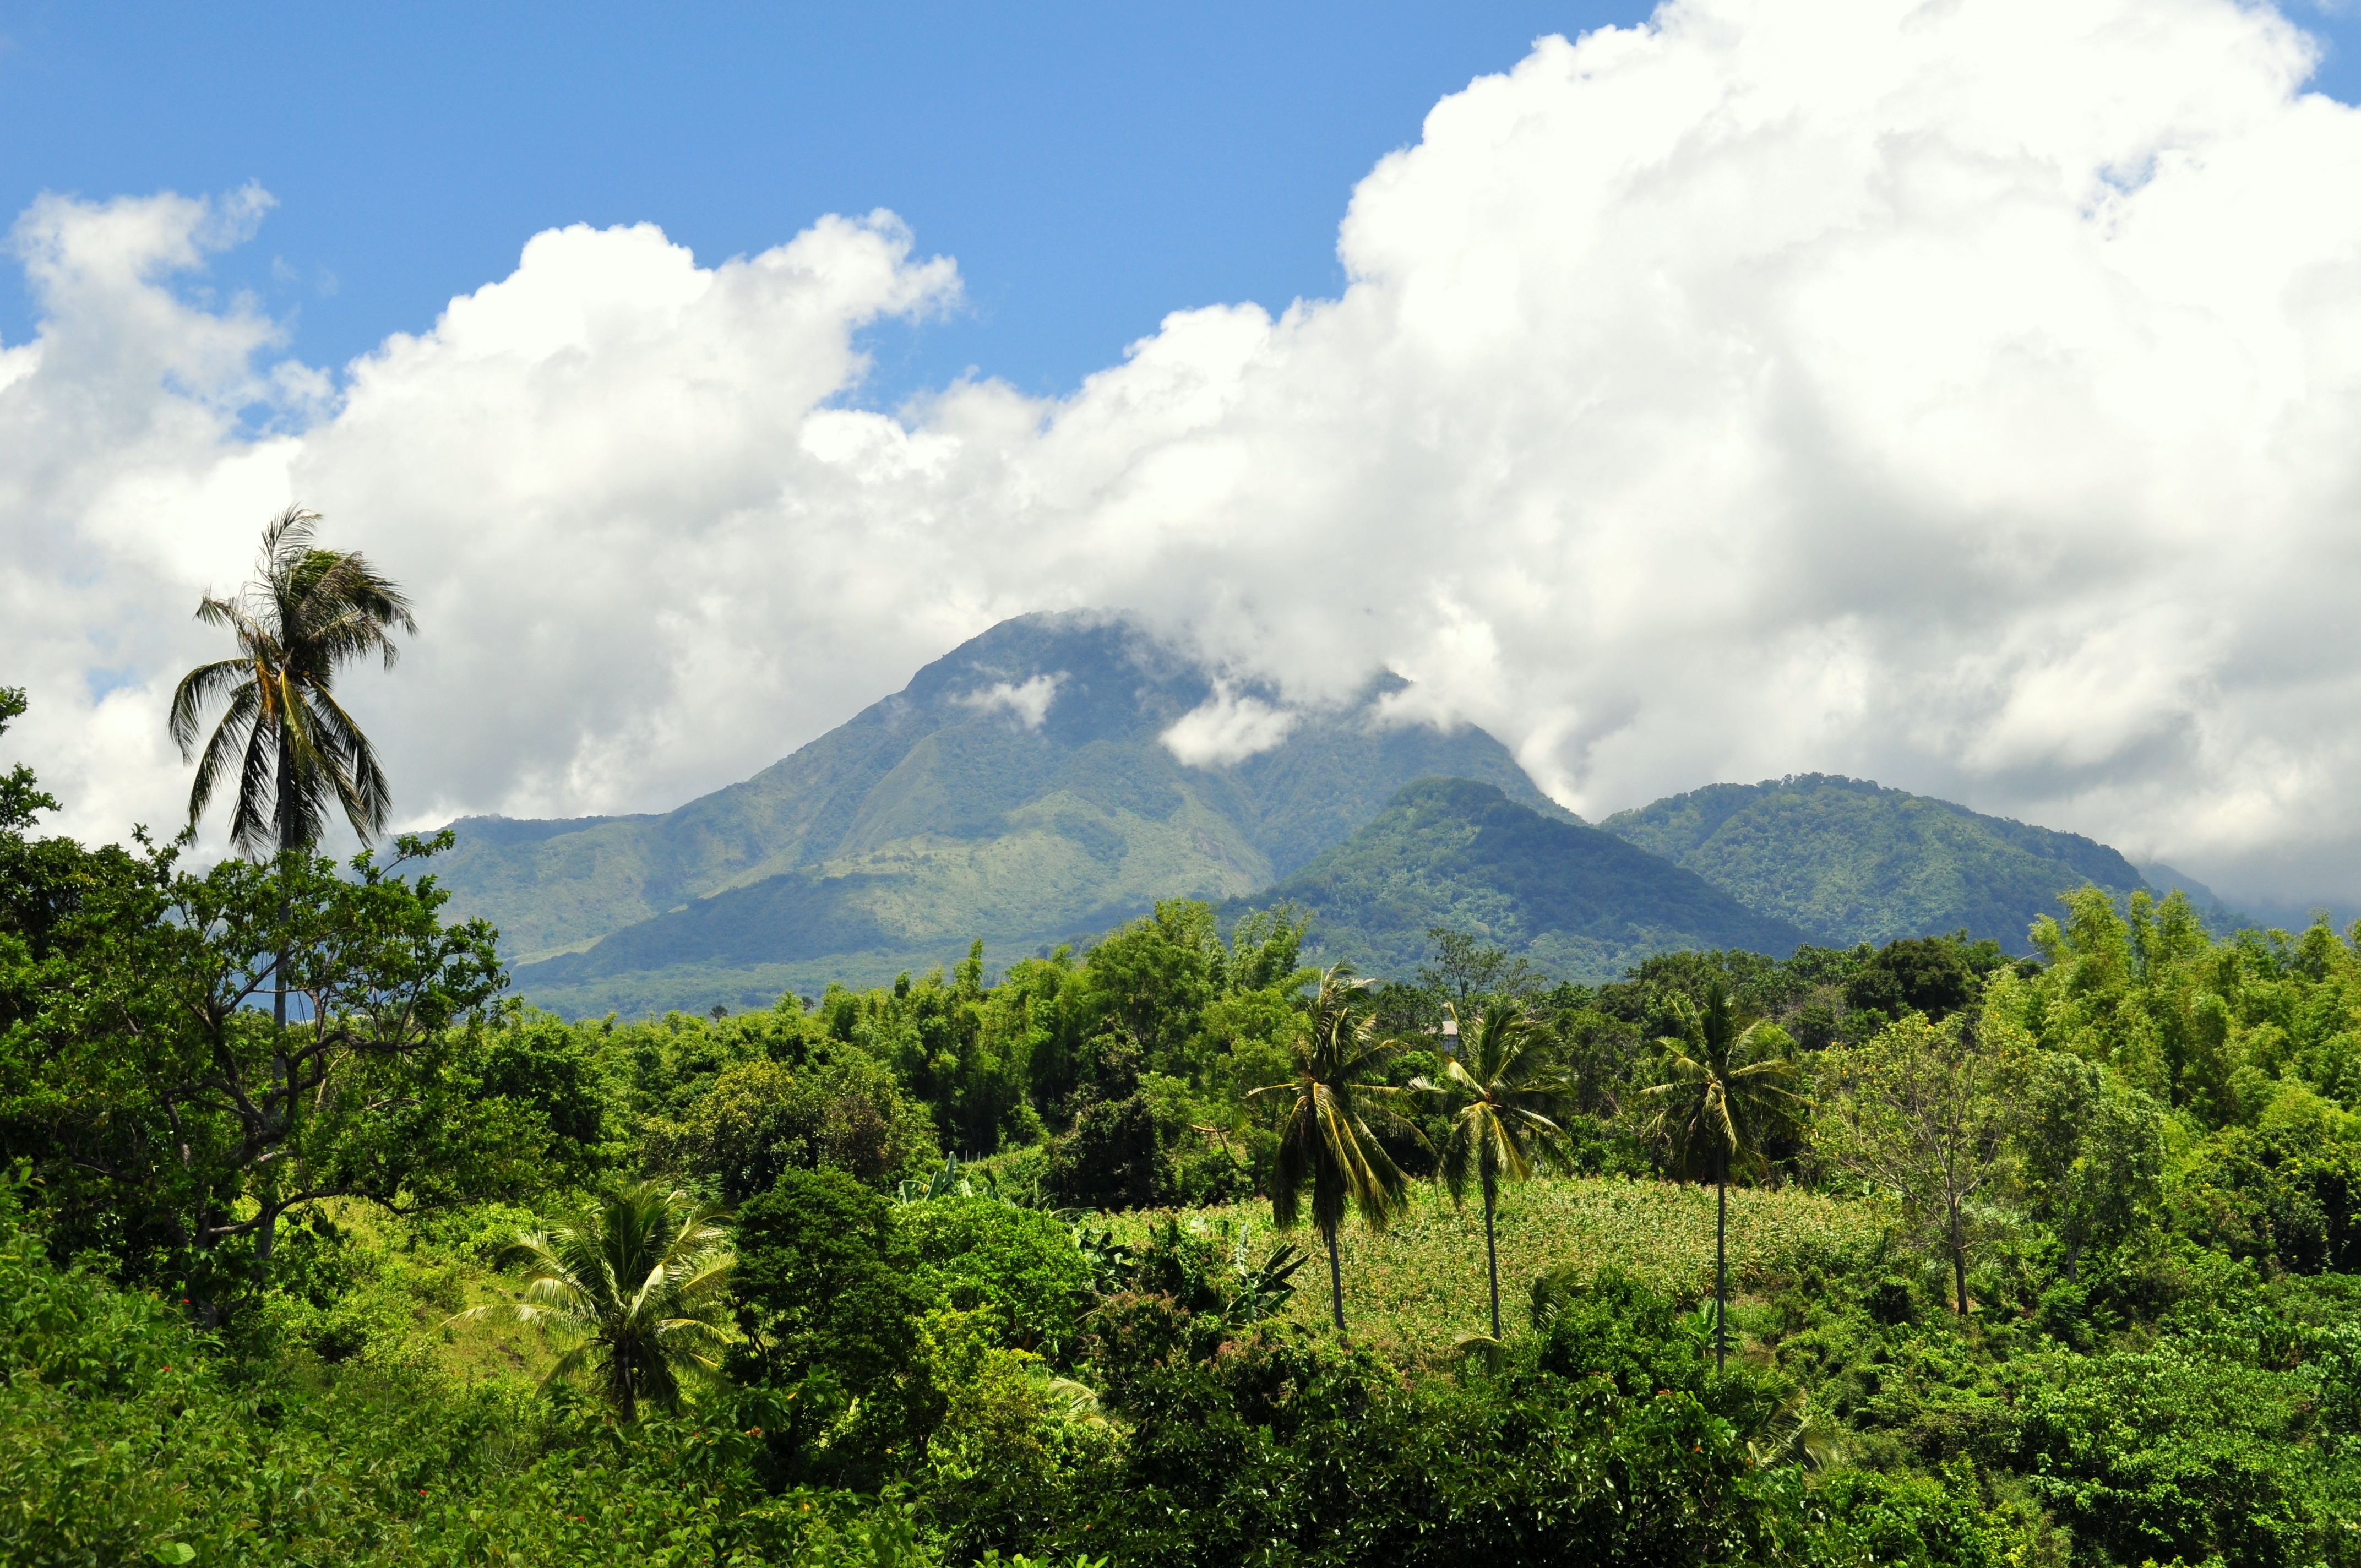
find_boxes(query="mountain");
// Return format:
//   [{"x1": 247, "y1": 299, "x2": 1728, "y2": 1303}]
[
  {"x1": 2139, "y1": 862, "x2": 2255, "y2": 935},
  {"x1": 443, "y1": 612, "x2": 1563, "y2": 1016},
  {"x1": 1598, "y1": 774, "x2": 2147, "y2": 951},
  {"x1": 1253, "y1": 777, "x2": 1809, "y2": 982}
]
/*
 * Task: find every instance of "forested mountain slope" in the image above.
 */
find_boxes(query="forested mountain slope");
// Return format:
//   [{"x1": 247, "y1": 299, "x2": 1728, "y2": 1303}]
[
  {"x1": 1600, "y1": 774, "x2": 2148, "y2": 950},
  {"x1": 1256, "y1": 777, "x2": 1808, "y2": 981},
  {"x1": 467, "y1": 613, "x2": 1560, "y2": 1015}
]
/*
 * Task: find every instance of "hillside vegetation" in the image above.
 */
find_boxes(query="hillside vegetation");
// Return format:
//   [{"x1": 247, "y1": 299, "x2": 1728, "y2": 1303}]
[
  {"x1": 1602, "y1": 774, "x2": 2147, "y2": 950},
  {"x1": 1256, "y1": 776, "x2": 1807, "y2": 980}
]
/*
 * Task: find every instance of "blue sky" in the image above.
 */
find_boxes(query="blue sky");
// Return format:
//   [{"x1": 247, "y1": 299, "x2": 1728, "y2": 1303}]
[{"x1": 0, "y1": 1, "x2": 1678, "y2": 402}]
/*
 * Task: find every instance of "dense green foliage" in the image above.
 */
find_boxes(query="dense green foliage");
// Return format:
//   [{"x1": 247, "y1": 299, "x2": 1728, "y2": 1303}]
[
  {"x1": 1600, "y1": 774, "x2": 2149, "y2": 950},
  {"x1": 17, "y1": 676, "x2": 2361, "y2": 1565},
  {"x1": 448, "y1": 613, "x2": 1558, "y2": 1016},
  {"x1": 1257, "y1": 776, "x2": 1808, "y2": 981}
]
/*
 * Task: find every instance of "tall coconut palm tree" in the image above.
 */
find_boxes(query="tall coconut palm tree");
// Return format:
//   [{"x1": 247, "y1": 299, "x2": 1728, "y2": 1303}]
[
  {"x1": 458, "y1": 1181, "x2": 736, "y2": 1421},
  {"x1": 1640, "y1": 981, "x2": 1804, "y2": 1370},
  {"x1": 1246, "y1": 963, "x2": 1414, "y2": 1338},
  {"x1": 1411, "y1": 999, "x2": 1571, "y2": 1340},
  {"x1": 169, "y1": 505, "x2": 415, "y2": 1031}
]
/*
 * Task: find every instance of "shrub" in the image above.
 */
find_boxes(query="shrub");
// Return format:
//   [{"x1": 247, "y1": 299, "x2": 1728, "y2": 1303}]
[{"x1": 899, "y1": 1196, "x2": 1094, "y2": 1358}]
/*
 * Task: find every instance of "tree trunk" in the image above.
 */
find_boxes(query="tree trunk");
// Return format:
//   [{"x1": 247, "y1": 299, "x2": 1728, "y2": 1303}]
[
  {"x1": 1951, "y1": 1202, "x2": 1970, "y2": 1316},
  {"x1": 1325, "y1": 1226, "x2": 1347, "y2": 1338},
  {"x1": 1715, "y1": 1151, "x2": 1729, "y2": 1372},
  {"x1": 264, "y1": 731, "x2": 292, "y2": 1279},
  {"x1": 1483, "y1": 1170, "x2": 1502, "y2": 1341}
]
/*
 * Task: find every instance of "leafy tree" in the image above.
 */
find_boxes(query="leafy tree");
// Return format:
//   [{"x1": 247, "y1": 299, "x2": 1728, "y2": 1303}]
[
  {"x1": 0, "y1": 686, "x2": 56, "y2": 834},
  {"x1": 660, "y1": 1055, "x2": 936, "y2": 1200},
  {"x1": 472, "y1": 1010, "x2": 614, "y2": 1181},
  {"x1": 1226, "y1": 903, "x2": 1312, "y2": 994},
  {"x1": 1043, "y1": 1091, "x2": 1172, "y2": 1211},
  {"x1": 1817, "y1": 1011, "x2": 2020, "y2": 1315},
  {"x1": 1, "y1": 829, "x2": 510, "y2": 1295},
  {"x1": 1247, "y1": 963, "x2": 1413, "y2": 1337},
  {"x1": 730, "y1": 1167, "x2": 928, "y2": 1469},
  {"x1": 461, "y1": 1180, "x2": 733, "y2": 1421},
  {"x1": 2015, "y1": 1050, "x2": 2165, "y2": 1278},
  {"x1": 1073, "y1": 898, "x2": 1225, "y2": 1084},
  {"x1": 1844, "y1": 935, "x2": 1979, "y2": 1022},
  {"x1": 1639, "y1": 981, "x2": 1803, "y2": 1368},
  {"x1": 1410, "y1": 999, "x2": 1570, "y2": 1337},
  {"x1": 1417, "y1": 927, "x2": 1547, "y2": 1011}
]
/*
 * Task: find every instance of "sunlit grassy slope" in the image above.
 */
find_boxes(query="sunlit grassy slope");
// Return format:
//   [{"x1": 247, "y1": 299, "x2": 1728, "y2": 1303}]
[
  {"x1": 1108, "y1": 1174, "x2": 1889, "y2": 1363},
  {"x1": 278, "y1": 1200, "x2": 563, "y2": 1392}
]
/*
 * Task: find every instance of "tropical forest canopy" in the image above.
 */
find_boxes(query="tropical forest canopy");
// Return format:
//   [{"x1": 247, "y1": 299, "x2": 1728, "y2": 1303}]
[{"x1": 8, "y1": 657, "x2": 2361, "y2": 1566}]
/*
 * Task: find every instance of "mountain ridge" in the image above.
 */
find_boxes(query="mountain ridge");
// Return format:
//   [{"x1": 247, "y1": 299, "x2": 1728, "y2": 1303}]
[
  {"x1": 1598, "y1": 773, "x2": 2148, "y2": 951},
  {"x1": 444, "y1": 612, "x2": 1565, "y2": 1015},
  {"x1": 1251, "y1": 777, "x2": 1810, "y2": 982}
]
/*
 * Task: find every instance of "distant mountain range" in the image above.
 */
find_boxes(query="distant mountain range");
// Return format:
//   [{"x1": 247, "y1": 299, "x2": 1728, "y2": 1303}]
[
  {"x1": 431, "y1": 613, "x2": 2179, "y2": 1017},
  {"x1": 445, "y1": 613, "x2": 1559, "y2": 1017}
]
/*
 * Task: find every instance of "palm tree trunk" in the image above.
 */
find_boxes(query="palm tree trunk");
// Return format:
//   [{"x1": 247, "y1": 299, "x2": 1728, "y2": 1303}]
[
  {"x1": 1325, "y1": 1224, "x2": 1347, "y2": 1338},
  {"x1": 258, "y1": 728, "x2": 293, "y2": 1273},
  {"x1": 1483, "y1": 1170, "x2": 1502, "y2": 1341},
  {"x1": 1715, "y1": 1150, "x2": 1728, "y2": 1373},
  {"x1": 274, "y1": 725, "x2": 293, "y2": 1032}
]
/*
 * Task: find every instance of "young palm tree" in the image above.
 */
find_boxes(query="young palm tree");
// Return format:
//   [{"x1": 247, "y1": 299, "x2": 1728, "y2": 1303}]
[
  {"x1": 170, "y1": 506, "x2": 415, "y2": 1030},
  {"x1": 1411, "y1": 999, "x2": 1571, "y2": 1339},
  {"x1": 1247, "y1": 963, "x2": 1414, "y2": 1338},
  {"x1": 1639, "y1": 981, "x2": 1803, "y2": 1371},
  {"x1": 458, "y1": 1182, "x2": 736, "y2": 1421}
]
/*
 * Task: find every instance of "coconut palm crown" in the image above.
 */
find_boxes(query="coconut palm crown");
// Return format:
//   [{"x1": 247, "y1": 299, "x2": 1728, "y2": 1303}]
[
  {"x1": 1247, "y1": 963, "x2": 1415, "y2": 1337},
  {"x1": 458, "y1": 1181, "x2": 736, "y2": 1421},
  {"x1": 1411, "y1": 998, "x2": 1572, "y2": 1338},
  {"x1": 168, "y1": 505, "x2": 416, "y2": 858},
  {"x1": 1639, "y1": 980, "x2": 1804, "y2": 1370}
]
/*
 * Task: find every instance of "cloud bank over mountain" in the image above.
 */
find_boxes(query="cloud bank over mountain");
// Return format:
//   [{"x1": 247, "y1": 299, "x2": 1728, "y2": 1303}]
[{"x1": 4, "y1": 0, "x2": 2361, "y2": 907}]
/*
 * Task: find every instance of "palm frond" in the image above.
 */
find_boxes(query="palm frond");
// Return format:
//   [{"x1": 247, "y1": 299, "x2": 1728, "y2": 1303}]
[
  {"x1": 227, "y1": 701, "x2": 281, "y2": 856},
  {"x1": 184, "y1": 681, "x2": 258, "y2": 829},
  {"x1": 168, "y1": 658, "x2": 253, "y2": 758}
]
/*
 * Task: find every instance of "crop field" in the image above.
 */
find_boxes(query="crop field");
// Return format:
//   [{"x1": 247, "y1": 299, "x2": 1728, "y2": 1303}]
[{"x1": 1108, "y1": 1175, "x2": 1894, "y2": 1360}]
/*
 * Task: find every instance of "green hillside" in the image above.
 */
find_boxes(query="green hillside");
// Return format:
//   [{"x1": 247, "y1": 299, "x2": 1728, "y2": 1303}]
[
  {"x1": 474, "y1": 613, "x2": 1563, "y2": 1015},
  {"x1": 1599, "y1": 774, "x2": 2147, "y2": 950},
  {"x1": 1249, "y1": 776, "x2": 1808, "y2": 981}
]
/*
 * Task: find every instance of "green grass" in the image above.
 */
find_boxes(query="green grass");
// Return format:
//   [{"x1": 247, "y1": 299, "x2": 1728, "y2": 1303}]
[{"x1": 1108, "y1": 1174, "x2": 1890, "y2": 1362}]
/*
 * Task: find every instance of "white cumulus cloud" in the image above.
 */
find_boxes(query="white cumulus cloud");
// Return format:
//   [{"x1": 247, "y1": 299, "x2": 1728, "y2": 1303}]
[
  {"x1": 959, "y1": 673, "x2": 1064, "y2": 731},
  {"x1": 5, "y1": 0, "x2": 2361, "y2": 912},
  {"x1": 1160, "y1": 683, "x2": 1303, "y2": 768}
]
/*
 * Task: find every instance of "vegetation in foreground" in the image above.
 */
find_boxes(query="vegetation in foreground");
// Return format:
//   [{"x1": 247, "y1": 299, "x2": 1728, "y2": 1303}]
[{"x1": 10, "y1": 593, "x2": 2361, "y2": 1561}]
